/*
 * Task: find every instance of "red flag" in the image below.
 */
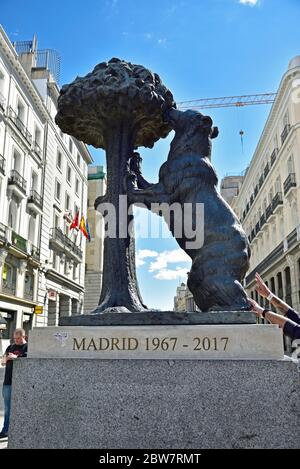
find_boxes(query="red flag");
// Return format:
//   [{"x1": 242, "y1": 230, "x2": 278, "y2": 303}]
[{"x1": 70, "y1": 211, "x2": 79, "y2": 230}]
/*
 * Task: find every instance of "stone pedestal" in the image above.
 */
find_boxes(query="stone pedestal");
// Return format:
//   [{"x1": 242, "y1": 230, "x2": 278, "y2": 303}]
[{"x1": 8, "y1": 358, "x2": 300, "y2": 449}]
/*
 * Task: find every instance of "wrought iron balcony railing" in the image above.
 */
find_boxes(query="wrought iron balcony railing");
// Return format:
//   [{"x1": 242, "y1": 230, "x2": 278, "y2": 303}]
[
  {"x1": 50, "y1": 228, "x2": 83, "y2": 260},
  {"x1": 28, "y1": 189, "x2": 43, "y2": 210},
  {"x1": 270, "y1": 148, "x2": 278, "y2": 166},
  {"x1": 272, "y1": 192, "x2": 283, "y2": 211},
  {"x1": 8, "y1": 106, "x2": 32, "y2": 144},
  {"x1": 260, "y1": 214, "x2": 266, "y2": 230},
  {"x1": 0, "y1": 154, "x2": 5, "y2": 175},
  {"x1": 12, "y1": 231, "x2": 27, "y2": 253},
  {"x1": 264, "y1": 164, "x2": 270, "y2": 178},
  {"x1": 255, "y1": 222, "x2": 260, "y2": 235},
  {"x1": 281, "y1": 124, "x2": 291, "y2": 145},
  {"x1": 0, "y1": 91, "x2": 5, "y2": 111},
  {"x1": 283, "y1": 173, "x2": 296, "y2": 195},
  {"x1": 266, "y1": 203, "x2": 273, "y2": 220},
  {"x1": 0, "y1": 222, "x2": 7, "y2": 243},
  {"x1": 8, "y1": 169, "x2": 27, "y2": 194}
]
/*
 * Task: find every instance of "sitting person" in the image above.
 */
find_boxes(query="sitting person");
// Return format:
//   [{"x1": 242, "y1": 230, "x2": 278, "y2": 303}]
[{"x1": 248, "y1": 272, "x2": 300, "y2": 341}]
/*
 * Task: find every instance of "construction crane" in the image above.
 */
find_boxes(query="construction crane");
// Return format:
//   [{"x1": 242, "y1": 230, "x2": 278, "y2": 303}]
[{"x1": 177, "y1": 93, "x2": 276, "y2": 110}]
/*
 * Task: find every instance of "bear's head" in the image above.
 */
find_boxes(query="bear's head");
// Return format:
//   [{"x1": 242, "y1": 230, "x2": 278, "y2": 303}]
[{"x1": 165, "y1": 108, "x2": 218, "y2": 159}]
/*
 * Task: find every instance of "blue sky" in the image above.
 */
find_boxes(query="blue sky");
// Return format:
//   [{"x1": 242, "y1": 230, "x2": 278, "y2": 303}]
[{"x1": 1, "y1": 0, "x2": 300, "y2": 309}]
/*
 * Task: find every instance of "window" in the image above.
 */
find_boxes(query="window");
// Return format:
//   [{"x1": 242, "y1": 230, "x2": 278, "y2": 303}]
[
  {"x1": 275, "y1": 176, "x2": 281, "y2": 194},
  {"x1": 77, "y1": 153, "x2": 81, "y2": 168},
  {"x1": 0, "y1": 69, "x2": 6, "y2": 109},
  {"x1": 75, "y1": 178, "x2": 80, "y2": 195},
  {"x1": 17, "y1": 98, "x2": 25, "y2": 123},
  {"x1": 69, "y1": 139, "x2": 73, "y2": 154},
  {"x1": 67, "y1": 165, "x2": 72, "y2": 184},
  {"x1": 283, "y1": 111, "x2": 290, "y2": 128},
  {"x1": 287, "y1": 155, "x2": 295, "y2": 174},
  {"x1": 12, "y1": 148, "x2": 22, "y2": 173},
  {"x1": 55, "y1": 179, "x2": 61, "y2": 202},
  {"x1": 34, "y1": 126, "x2": 41, "y2": 145},
  {"x1": 65, "y1": 192, "x2": 70, "y2": 210},
  {"x1": 28, "y1": 215, "x2": 36, "y2": 244},
  {"x1": 74, "y1": 203, "x2": 79, "y2": 222},
  {"x1": 54, "y1": 213, "x2": 59, "y2": 229},
  {"x1": 8, "y1": 200, "x2": 18, "y2": 230},
  {"x1": 31, "y1": 171, "x2": 38, "y2": 191},
  {"x1": 56, "y1": 150, "x2": 63, "y2": 171},
  {"x1": 2, "y1": 261, "x2": 17, "y2": 295},
  {"x1": 73, "y1": 264, "x2": 78, "y2": 281},
  {"x1": 24, "y1": 270, "x2": 34, "y2": 301},
  {"x1": 64, "y1": 259, "x2": 70, "y2": 276}
]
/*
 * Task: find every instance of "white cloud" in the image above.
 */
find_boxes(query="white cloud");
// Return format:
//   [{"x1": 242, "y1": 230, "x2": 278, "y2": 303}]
[
  {"x1": 154, "y1": 267, "x2": 189, "y2": 281},
  {"x1": 239, "y1": 0, "x2": 259, "y2": 6},
  {"x1": 136, "y1": 248, "x2": 191, "y2": 280},
  {"x1": 149, "y1": 249, "x2": 190, "y2": 272},
  {"x1": 136, "y1": 249, "x2": 158, "y2": 267}
]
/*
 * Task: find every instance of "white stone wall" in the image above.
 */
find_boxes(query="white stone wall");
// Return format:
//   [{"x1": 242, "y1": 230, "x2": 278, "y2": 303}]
[
  {"x1": 231, "y1": 57, "x2": 300, "y2": 313},
  {"x1": 0, "y1": 26, "x2": 92, "y2": 336}
]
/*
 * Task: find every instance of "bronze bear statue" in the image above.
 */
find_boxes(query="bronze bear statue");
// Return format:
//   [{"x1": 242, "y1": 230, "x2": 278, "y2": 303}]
[{"x1": 128, "y1": 108, "x2": 251, "y2": 312}]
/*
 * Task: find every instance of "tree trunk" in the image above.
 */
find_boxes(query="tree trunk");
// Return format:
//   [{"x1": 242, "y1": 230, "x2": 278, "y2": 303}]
[{"x1": 96, "y1": 122, "x2": 147, "y2": 312}]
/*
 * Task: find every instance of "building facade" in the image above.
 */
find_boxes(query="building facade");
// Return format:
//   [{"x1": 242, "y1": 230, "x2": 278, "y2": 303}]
[
  {"x1": 0, "y1": 27, "x2": 92, "y2": 342},
  {"x1": 84, "y1": 165, "x2": 106, "y2": 314},
  {"x1": 220, "y1": 175, "x2": 245, "y2": 205},
  {"x1": 231, "y1": 56, "x2": 300, "y2": 317},
  {"x1": 174, "y1": 282, "x2": 199, "y2": 312}
]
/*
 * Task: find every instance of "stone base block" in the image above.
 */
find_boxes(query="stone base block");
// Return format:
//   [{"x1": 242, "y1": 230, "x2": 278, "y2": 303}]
[
  {"x1": 8, "y1": 358, "x2": 300, "y2": 449},
  {"x1": 59, "y1": 310, "x2": 256, "y2": 326}
]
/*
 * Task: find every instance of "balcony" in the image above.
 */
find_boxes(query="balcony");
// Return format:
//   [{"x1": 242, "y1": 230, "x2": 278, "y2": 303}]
[
  {"x1": 264, "y1": 164, "x2": 270, "y2": 178},
  {"x1": 272, "y1": 192, "x2": 283, "y2": 213},
  {"x1": 265, "y1": 203, "x2": 274, "y2": 222},
  {"x1": 270, "y1": 148, "x2": 278, "y2": 166},
  {"x1": 33, "y1": 141, "x2": 42, "y2": 158},
  {"x1": 12, "y1": 231, "x2": 27, "y2": 254},
  {"x1": 50, "y1": 227, "x2": 83, "y2": 262},
  {"x1": 27, "y1": 189, "x2": 43, "y2": 214},
  {"x1": 281, "y1": 124, "x2": 291, "y2": 145},
  {"x1": 283, "y1": 173, "x2": 296, "y2": 196},
  {"x1": 8, "y1": 107, "x2": 32, "y2": 144},
  {"x1": 250, "y1": 229, "x2": 255, "y2": 243},
  {"x1": 260, "y1": 214, "x2": 266, "y2": 230},
  {"x1": 30, "y1": 245, "x2": 40, "y2": 262},
  {"x1": 0, "y1": 91, "x2": 5, "y2": 112},
  {"x1": 0, "y1": 222, "x2": 7, "y2": 244},
  {"x1": 0, "y1": 154, "x2": 5, "y2": 175},
  {"x1": 255, "y1": 222, "x2": 260, "y2": 236},
  {"x1": 8, "y1": 170, "x2": 27, "y2": 199}
]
